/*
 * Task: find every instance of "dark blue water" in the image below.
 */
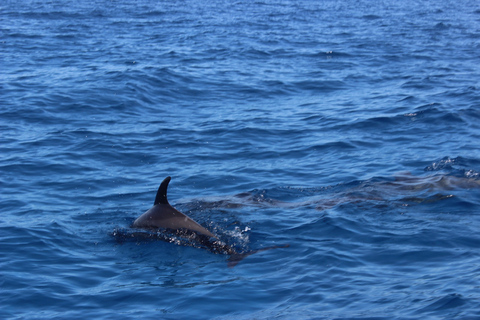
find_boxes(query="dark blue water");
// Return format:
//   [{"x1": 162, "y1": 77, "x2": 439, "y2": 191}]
[{"x1": 2, "y1": 0, "x2": 480, "y2": 319}]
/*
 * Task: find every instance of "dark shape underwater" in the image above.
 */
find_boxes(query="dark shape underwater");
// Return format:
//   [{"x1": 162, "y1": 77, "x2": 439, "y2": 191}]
[{"x1": 129, "y1": 176, "x2": 288, "y2": 267}]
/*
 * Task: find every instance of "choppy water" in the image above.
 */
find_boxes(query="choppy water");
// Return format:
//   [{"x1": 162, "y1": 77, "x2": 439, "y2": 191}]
[{"x1": 2, "y1": 0, "x2": 480, "y2": 319}]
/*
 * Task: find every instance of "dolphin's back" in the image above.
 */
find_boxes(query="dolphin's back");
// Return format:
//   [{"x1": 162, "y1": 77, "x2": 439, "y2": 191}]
[
  {"x1": 133, "y1": 203, "x2": 216, "y2": 238},
  {"x1": 132, "y1": 177, "x2": 216, "y2": 239}
]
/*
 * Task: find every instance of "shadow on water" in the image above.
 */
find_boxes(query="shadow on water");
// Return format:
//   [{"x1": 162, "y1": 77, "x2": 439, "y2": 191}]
[
  {"x1": 176, "y1": 169, "x2": 480, "y2": 213},
  {"x1": 111, "y1": 226, "x2": 289, "y2": 267}
]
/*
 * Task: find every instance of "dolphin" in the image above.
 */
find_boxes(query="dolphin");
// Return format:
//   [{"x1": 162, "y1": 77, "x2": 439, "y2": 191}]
[
  {"x1": 132, "y1": 176, "x2": 288, "y2": 267},
  {"x1": 132, "y1": 176, "x2": 216, "y2": 238}
]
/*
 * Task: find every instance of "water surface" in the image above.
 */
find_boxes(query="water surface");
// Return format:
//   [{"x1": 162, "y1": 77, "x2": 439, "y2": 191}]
[{"x1": 1, "y1": 0, "x2": 480, "y2": 319}]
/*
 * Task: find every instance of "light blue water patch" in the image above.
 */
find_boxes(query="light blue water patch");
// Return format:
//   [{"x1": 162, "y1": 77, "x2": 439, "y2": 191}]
[{"x1": 1, "y1": 0, "x2": 480, "y2": 319}]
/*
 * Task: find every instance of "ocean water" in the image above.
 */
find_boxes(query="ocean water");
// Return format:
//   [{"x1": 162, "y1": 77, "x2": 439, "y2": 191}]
[{"x1": 1, "y1": 0, "x2": 480, "y2": 319}]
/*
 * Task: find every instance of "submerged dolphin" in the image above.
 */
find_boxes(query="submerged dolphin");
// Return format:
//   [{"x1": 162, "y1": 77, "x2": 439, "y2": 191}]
[{"x1": 132, "y1": 176, "x2": 288, "y2": 267}]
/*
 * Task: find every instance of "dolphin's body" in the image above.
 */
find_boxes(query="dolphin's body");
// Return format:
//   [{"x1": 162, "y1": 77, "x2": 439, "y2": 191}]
[
  {"x1": 132, "y1": 176, "x2": 216, "y2": 238},
  {"x1": 132, "y1": 176, "x2": 287, "y2": 266}
]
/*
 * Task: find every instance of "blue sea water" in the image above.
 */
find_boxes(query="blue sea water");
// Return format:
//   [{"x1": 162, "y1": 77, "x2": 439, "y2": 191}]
[{"x1": 1, "y1": 0, "x2": 480, "y2": 319}]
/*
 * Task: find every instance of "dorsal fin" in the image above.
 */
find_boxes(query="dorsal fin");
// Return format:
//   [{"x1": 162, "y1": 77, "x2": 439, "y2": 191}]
[{"x1": 154, "y1": 176, "x2": 171, "y2": 205}]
